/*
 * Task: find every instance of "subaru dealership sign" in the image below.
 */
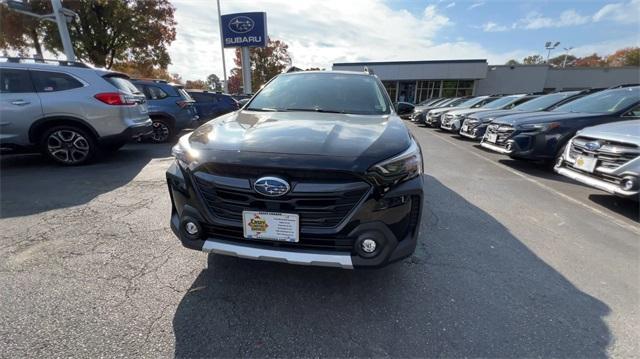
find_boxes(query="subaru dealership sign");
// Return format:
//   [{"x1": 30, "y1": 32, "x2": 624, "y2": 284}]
[{"x1": 221, "y1": 12, "x2": 267, "y2": 48}]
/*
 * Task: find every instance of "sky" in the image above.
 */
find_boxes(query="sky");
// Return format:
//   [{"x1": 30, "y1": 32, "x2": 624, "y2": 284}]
[{"x1": 169, "y1": 0, "x2": 640, "y2": 81}]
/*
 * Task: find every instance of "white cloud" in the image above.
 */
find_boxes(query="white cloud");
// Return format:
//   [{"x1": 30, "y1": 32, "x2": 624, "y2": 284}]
[
  {"x1": 446, "y1": 2, "x2": 456, "y2": 9},
  {"x1": 482, "y1": 21, "x2": 508, "y2": 32},
  {"x1": 468, "y1": 1, "x2": 485, "y2": 10},
  {"x1": 593, "y1": 0, "x2": 640, "y2": 24},
  {"x1": 515, "y1": 9, "x2": 590, "y2": 30},
  {"x1": 171, "y1": 0, "x2": 504, "y2": 80}
]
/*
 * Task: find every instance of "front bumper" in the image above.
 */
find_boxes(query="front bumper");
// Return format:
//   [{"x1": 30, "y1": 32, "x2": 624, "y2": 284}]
[
  {"x1": 480, "y1": 141, "x2": 513, "y2": 154},
  {"x1": 554, "y1": 165, "x2": 639, "y2": 198},
  {"x1": 166, "y1": 162, "x2": 424, "y2": 269},
  {"x1": 440, "y1": 119, "x2": 461, "y2": 132}
]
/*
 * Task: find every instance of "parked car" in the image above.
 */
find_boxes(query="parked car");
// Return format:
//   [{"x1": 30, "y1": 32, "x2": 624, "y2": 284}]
[
  {"x1": 396, "y1": 101, "x2": 415, "y2": 119},
  {"x1": 410, "y1": 97, "x2": 459, "y2": 123},
  {"x1": 167, "y1": 71, "x2": 424, "y2": 269},
  {"x1": 440, "y1": 94, "x2": 533, "y2": 132},
  {"x1": 424, "y1": 95, "x2": 496, "y2": 127},
  {"x1": 187, "y1": 90, "x2": 239, "y2": 122},
  {"x1": 480, "y1": 86, "x2": 640, "y2": 164},
  {"x1": 0, "y1": 58, "x2": 152, "y2": 165},
  {"x1": 459, "y1": 90, "x2": 593, "y2": 140},
  {"x1": 554, "y1": 120, "x2": 640, "y2": 199},
  {"x1": 131, "y1": 79, "x2": 199, "y2": 143}
]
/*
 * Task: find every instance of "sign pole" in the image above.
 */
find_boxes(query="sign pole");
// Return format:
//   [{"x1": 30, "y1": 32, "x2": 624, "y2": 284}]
[
  {"x1": 216, "y1": 0, "x2": 228, "y2": 93},
  {"x1": 240, "y1": 47, "x2": 252, "y2": 95}
]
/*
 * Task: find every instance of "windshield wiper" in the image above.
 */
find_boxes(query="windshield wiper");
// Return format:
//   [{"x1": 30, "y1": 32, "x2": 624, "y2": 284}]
[
  {"x1": 246, "y1": 107, "x2": 282, "y2": 112},
  {"x1": 283, "y1": 108, "x2": 346, "y2": 114}
]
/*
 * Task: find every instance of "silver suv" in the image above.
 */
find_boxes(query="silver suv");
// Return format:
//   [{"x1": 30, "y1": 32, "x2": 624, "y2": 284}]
[
  {"x1": 555, "y1": 119, "x2": 640, "y2": 199},
  {"x1": 0, "y1": 58, "x2": 152, "y2": 165}
]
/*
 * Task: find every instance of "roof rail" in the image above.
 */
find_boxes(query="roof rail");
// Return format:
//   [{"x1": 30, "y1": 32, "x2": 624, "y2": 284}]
[
  {"x1": 0, "y1": 56, "x2": 90, "y2": 68},
  {"x1": 130, "y1": 78, "x2": 168, "y2": 83}
]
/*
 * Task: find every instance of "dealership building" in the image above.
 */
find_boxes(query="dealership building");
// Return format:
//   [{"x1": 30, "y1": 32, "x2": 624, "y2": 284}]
[{"x1": 332, "y1": 59, "x2": 638, "y2": 103}]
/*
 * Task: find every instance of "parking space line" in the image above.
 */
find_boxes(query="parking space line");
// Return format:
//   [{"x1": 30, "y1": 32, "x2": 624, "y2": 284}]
[{"x1": 417, "y1": 126, "x2": 640, "y2": 236}]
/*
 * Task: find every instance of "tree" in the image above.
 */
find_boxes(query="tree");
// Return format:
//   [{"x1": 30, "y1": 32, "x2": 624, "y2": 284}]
[
  {"x1": 227, "y1": 38, "x2": 292, "y2": 93},
  {"x1": 111, "y1": 60, "x2": 172, "y2": 80},
  {"x1": 574, "y1": 53, "x2": 606, "y2": 67},
  {"x1": 548, "y1": 54, "x2": 577, "y2": 67},
  {"x1": 170, "y1": 73, "x2": 183, "y2": 84},
  {"x1": 505, "y1": 59, "x2": 520, "y2": 66},
  {"x1": 227, "y1": 68, "x2": 243, "y2": 94},
  {"x1": 41, "y1": 0, "x2": 176, "y2": 69},
  {"x1": 606, "y1": 47, "x2": 640, "y2": 67},
  {"x1": 206, "y1": 74, "x2": 222, "y2": 91},
  {"x1": 0, "y1": 0, "x2": 51, "y2": 57},
  {"x1": 185, "y1": 79, "x2": 208, "y2": 90},
  {"x1": 522, "y1": 55, "x2": 544, "y2": 65}
]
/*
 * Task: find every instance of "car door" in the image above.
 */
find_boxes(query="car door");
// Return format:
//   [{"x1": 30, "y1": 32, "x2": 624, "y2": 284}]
[{"x1": 0, "y1": 68, "x2": 43, "y2": 146}]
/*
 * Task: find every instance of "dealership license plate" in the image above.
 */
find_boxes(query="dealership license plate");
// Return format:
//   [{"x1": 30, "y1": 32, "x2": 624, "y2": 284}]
[
  {"x1": 574, "y1": 155, "x2": 597, "y2": 173},
  {"x1": 242, "y1": 211, "x2": 299, "y2": 242},
  {"x1": 486, "y1": 133, "x2": 498, "y2": 143}
]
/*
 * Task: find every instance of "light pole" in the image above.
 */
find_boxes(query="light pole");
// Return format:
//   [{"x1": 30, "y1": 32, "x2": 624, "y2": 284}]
[
  {"x1": 216, "y1": 0, "x2": 228, "y2": 93},
  {"x1": 4, "y1": 0, "x2": 77, "y2": 61},
  {"x1": 562, "y1": 47, "x2": 574, "y2": 68},
  {"x1": 545, "y1": 41, "x2": 560, "y2": 63}
]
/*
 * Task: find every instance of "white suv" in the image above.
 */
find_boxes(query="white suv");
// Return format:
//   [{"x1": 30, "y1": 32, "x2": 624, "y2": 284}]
[{"x1": 0, "y1": 57, "x2": 152, "y2": 165}]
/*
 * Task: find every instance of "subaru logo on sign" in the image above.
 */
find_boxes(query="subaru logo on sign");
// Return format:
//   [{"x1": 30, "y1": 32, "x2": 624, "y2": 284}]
[
  {"x1": 229, "y1": 16, "x2": 254, "y2": 34},
  {"x1": 585, "y1": 141, "x2": 602, "y2": 151},
  {"x1": 254, "y1": 177, "x2": 290, "y2": 197}
]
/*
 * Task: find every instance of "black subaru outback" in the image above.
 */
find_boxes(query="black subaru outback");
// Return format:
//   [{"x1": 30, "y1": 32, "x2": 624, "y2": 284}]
[{"x1": 166, "y1": 71, "x2": 424, "y2": 269}]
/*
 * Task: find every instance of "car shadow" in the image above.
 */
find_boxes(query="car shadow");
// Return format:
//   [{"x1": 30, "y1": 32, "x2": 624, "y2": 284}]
[
  {"x1": 588, "y1": 194, "x2": 639, "y2": 222},
  {"x1": 0, "y1": 143, "x2": 172, "y2": 218},
  {"x1": 172, "y1": 175, "x2": 610, "y2": 358}
]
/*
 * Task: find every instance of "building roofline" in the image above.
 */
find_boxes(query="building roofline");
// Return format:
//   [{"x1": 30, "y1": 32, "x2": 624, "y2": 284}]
[{"x1": 332, "y1": 59, "x2": 488, "y2": 66}]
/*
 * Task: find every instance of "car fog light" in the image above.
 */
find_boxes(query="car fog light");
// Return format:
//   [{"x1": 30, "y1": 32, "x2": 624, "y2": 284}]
[
  {"x1": 506, "y1": 142, "x2": 513, "y2": 151},
  {"x1": 472, "y1": 128, "x2": 478, "y2": 135},
  {"x1": 185, "y1": 221, "x2": 199, "y2": 235},
  {"x1": 361, "y1": 239, "x2": 377, "y2": 253},
  {"x1": 621, "y1": 176, "x2": 637, "y2": 191}
]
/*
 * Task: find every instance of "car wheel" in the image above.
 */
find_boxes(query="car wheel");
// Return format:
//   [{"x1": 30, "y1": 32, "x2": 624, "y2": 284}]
[
  {"x1": 149, "y1": 118, "x2": 174, "y2": 143},
  {"x1": 41, "y1": 126, "x2": 97, "y2": 166}
]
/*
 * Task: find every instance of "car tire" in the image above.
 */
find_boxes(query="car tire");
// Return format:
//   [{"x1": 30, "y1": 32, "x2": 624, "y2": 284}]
[
  {"x1": 40, "y1": 125, "x2": 97, "y2": 166},
  {"x1": 149, "y1": 118, "x2": 174, "y2": 143}
]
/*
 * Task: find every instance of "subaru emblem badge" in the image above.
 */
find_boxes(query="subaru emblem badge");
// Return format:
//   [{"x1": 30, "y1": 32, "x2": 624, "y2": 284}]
[
  {"x1": 585, "y1": 141, "x2": 602, "y2": 151},
  {"x1": 254, "y1": 177, "x2": 290, "y2": 197}
]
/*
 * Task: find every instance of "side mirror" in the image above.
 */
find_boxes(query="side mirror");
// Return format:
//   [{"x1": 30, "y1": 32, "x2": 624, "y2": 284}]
[{"x1": 395, "y1": 102, "x2": 415, "y2": 115}]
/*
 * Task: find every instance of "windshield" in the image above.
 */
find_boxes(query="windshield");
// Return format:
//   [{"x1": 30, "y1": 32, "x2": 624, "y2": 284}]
[
  {"x1": 177, "y1": 88, "x2": 194, "y2": 101},
  {"x1": 103, "y1": 75, "x2": 141, "y2": 95},
  {"x1": 514, "y1": 92, "x2": 579, "y2": 112},
  {"x1": 247, "y1": 73, "x2": 391, "y2": 115},
  {"x1": 481, "y1": 95, "x2": 521, "y2": 109},
  {"x1": 446, "y1": 97, "x2": 468, "y2": 107},
  {"x1": 418, "y1": 98, "x2": 440, "y2": 106},
  {"x1": 553, "y1": 87, "x2": 639, "y2": 113},
  {"x1": 457, "y1": 96, "x2": 488, "y2": 108}
]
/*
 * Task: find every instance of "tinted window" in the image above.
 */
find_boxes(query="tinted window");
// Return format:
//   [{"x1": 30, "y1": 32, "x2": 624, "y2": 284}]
[
  {"x1": 554, "y1": 87, "x2": 640, "y2": 114},
  {"x1": 104, "y1": 75, "x2": 140, "y2": 94},
  {"x1": 0, "y1": 69, "x2": 34, "y2": 93},
  {"x1": 143, "y1": 85, "x2": 169, "y2": 100},
  {"x1": 623, "y1": 105, "x2": 640, "y2": 117},
  {"x1": 32, "y1": 70, "x2": 83, "y2": 92},
  {"x1": 189, "y1": 92, "x2": 213, "y2": 102},
  {"x1": 247, "y1": 73, "x2": 391, "y2": 115},
  {"x1": 513, "y1": 92, "x2": 579, "y2": 111}
]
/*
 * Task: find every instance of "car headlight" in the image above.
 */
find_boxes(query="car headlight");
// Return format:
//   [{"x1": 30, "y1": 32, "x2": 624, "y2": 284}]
[
  {"x1": 369, "y1": 139, "x2": 422, "y2": 186},
  {"x1": 171, "y1": 134, "x2": 200, "y2": 169},
  {"x1": 518, "y1": 122, "x2": 560, "y2": 132}
]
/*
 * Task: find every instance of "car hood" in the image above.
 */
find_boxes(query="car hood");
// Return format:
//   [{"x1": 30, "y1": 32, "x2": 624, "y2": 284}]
[
  {"x1": 576, "y1": 120, "x2": 640, "y2": 143},
  {"x1": 185, "y1": 110, "x2": 411, "y2": 172},
  {"x1": 429, "y1": 106, "x2": 463, "y2": 115},
  {"x1": 448, "y1": 108, "x2": 494, "y2": 117},
  {"x1": 492, "y1": 111, "x2": 601, "y2": 126}
]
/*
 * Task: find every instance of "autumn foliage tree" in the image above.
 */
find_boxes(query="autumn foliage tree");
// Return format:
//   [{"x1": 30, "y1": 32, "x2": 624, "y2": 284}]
[
  {"x1": 1, "y1": 0, "x2": 176, "y2": 76},
  {"x1": 227, "y1": 39, "x2": 292, "y2": 94},
  {"x1": 606, "y1": 47, "x2": 640, "y2": 67}
]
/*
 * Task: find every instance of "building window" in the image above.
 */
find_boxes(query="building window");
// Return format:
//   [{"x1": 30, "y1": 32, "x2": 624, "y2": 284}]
[
  {"x1": 382, "y1": 81, "x2": 397, "y2": 102},
  {"x1": 442, "y1": 80, "x2": 474, "y2": 97},
  {"x1": 416, "y1": 80, "x2": 442, "y2": 103}
]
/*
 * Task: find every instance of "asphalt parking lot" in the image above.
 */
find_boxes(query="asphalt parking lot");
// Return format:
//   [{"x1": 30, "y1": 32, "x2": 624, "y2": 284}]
[{"x1": 1, "y1": 123, "x2": 638, "y2": 358}]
